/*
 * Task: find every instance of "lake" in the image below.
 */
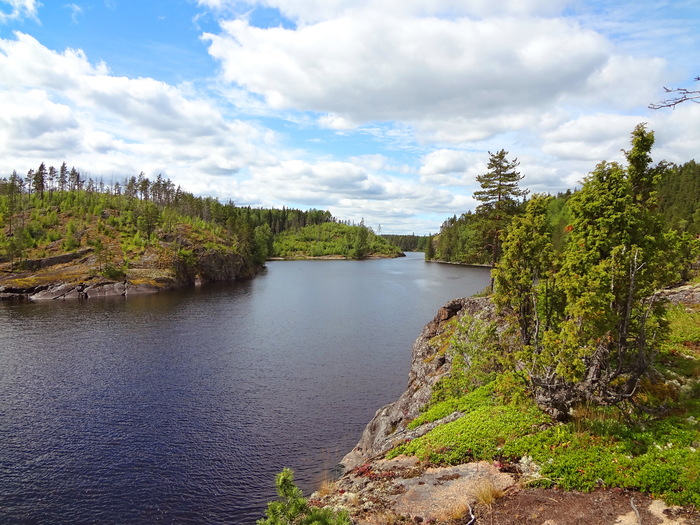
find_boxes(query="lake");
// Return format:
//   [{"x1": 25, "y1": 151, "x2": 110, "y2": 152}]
[{"x1": 0, "y1": 253, "x2": 490, "y2": 523}]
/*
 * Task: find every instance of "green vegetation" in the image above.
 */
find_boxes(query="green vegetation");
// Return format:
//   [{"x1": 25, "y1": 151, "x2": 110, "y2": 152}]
[
  {"x1": 387, "y1": 125, "x2": 700, "y2": 508},
  {"x1": 272, "y1": 221, "x2": 403, "y2": 259},
  {"x1": 390, "y1": 303, "x2": 700, "y2": 506},
  {"x1": 258, "y1": 468, "x2": 351, "y2": 525},
  {"x1": 494, "y1": 124, "x2": 695, "y2": 419},
  {"x1": 659, "y1": 160, "x2": 700, "y2": 235},
  {"x1": 0, "y1": 175, "x2": 265, "y2": 283},
  {"x1": 428, "y1": 146, "x2": 700, "y2": 271},
  {"x1": 381, "y1": 233, "x2": 431, "y2": 252},
  {"x1": 0, "y1": 165, "x2": 403, "y2": 283},
  {"x1": 426, "y1": 149, "x2": 527, "y2": 266}
]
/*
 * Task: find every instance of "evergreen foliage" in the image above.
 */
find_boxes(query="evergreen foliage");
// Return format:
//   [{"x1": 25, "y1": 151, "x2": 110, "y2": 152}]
[
  {"x1": 427, "y1": 150, "x2": 527, "y2": 266},
  {"x1": 272, "y1": 222, "x2": 403, "y2": 259},
  {"x1": 0, "y1": 164, "x2": 347, "y2": 268},
  {"x1": 429, "y1": 148, "x2": 699, "y2": 270},
  {"x1": 658, "y1": 160, "x2": 700, "y2": 234},
  {"x1": 380, "y1": 233, "x2": 430, "y2": 252},
  {"x1": 493, "y1": 124, "x2": 698, "y2": 419},
  {"x1": 257, "y1": 468, "x2": 351, "y2": 525}
]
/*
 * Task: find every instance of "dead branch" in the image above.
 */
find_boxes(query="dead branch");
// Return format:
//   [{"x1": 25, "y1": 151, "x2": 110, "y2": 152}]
[
  {"x1": 630, "y1": 495, "x2": 642, "y2": 525},
  {"x1": 649, "y1": 77, "x2": 700, "y2": 109}
]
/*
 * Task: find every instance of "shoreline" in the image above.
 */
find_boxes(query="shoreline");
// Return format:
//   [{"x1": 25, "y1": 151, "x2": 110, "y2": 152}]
[{"x1": 314, "y1": 284, "x2": 700, "y2": 524}]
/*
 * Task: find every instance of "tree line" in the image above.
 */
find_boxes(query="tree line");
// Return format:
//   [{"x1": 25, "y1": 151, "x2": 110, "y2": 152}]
[
  {"x1": 427, "y1": 149, "x2": 700, "y2": 269},
  {"x1": 0, "y1": 165, "x2": 401, "y2": 269},
  {"x1": 380, "y1": 234, "x2": 431, "y2": 252}
]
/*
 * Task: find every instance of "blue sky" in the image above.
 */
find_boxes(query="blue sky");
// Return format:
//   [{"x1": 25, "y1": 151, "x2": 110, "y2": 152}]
[{"x1": 0, "y1": 0, "x2": 698, "y2": 234}]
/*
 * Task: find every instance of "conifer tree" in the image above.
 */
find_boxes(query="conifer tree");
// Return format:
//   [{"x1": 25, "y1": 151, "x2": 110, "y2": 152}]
[
  {"x1": 58, "y1": 162, "x2": 68, "y2": 191},
  {"x1": 33, "y1": 162, "x2": 47, "y2": 199},
  {"x1": 474, "y1": 149, "x2": 528, "y2": 284},
  {"x1": 495, "y1": 124, "x2": 695, "y2": 420}
]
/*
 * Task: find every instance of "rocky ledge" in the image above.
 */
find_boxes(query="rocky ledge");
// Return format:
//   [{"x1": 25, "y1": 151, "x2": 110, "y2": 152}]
[
  {"x1": 315, "y1": 286, "x2": 700, "y2": 524},
  {"x1": 0, "y1": 246, "x2": 258, "y2": 301},
  {"x1": 340, "y1": 296, "x2": 498, "y2": 471}
]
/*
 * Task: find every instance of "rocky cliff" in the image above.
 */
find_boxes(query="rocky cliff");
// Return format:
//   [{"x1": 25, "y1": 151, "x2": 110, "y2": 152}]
[
  {"x1": 340, "y1": 295, "x2": 499, "y2": 471},
  {"x1": 0, "y1": 244, "x2": 260, "y2": 301},
  {"x1": 322, "y1": 289, "x2": 700, "y2": 524}
]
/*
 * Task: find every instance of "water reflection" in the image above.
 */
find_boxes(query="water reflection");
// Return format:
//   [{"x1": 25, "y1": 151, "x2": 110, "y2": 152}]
[{"x1": 0, "y1": 253, "x2": 490, "y2": 523}]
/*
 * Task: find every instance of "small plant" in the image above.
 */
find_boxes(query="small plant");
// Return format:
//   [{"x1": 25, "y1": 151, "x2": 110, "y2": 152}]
[
  {"x1": 471, "y1": 478, "x2": 504, "y2": 507},
  {"x1": 101, "y1": 263, "x2": 126, "y2": 281},
  {"x1": 435, "y1": 500, "x2": 474, "y2": 522},
  {"x1": 258, "y1": 468, "x2": 351, "y2": 525},
  {"x1": 316, "y1": 478, "x2": 337, "y2": 499}
]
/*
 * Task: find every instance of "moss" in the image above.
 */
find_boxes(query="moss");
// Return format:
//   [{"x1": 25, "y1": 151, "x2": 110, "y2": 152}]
[
  {"x1": 407, "y1": 381, "x2": 497, "y2": 429},
  {"x1": 387, "y1": 297, "x2": 700, "y2": 507},
  {"x1": 391, "y1": 397, "x2": 549, "y2": 464}
]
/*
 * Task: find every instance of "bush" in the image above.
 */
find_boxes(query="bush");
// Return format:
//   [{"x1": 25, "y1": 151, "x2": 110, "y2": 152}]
[
  {"x1": 258, "y1": 468, "x2": 351, "y2": 525},
  {"x1": 101, "y1": 263, "x2": 126, "y2": 281}
]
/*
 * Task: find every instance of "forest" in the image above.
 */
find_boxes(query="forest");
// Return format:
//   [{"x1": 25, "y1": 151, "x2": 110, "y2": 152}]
[
  {"x1": 0, "y1": 164, "x2": 401, "y2": 283},
  {"x1": 426, "y1": 155, "x2": 700, "y2": 267}
]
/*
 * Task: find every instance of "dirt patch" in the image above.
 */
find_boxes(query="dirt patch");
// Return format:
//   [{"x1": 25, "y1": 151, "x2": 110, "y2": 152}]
[
  {"x1": 475, "y1": 487, "x2": 700, "y2": 525},
  {"x1": 322, "y1": 456, "x2": 700, "y2": 525}
]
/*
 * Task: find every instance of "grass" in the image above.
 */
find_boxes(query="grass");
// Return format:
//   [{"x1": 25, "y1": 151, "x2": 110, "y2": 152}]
[
  {"x1": 435, "y1": 500, "x2": 474, "y2": 522},
  {"x1": 316, "y1": 478, "x2": 338, "y2": 499},
  {"x1": 471, "y1": 479, "x2": 504, "y2": 506}
]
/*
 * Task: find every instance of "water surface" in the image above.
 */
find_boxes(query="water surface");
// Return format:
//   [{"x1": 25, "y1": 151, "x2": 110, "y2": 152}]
[{"x1": 0, "y1": 253, "x2": 490, "y2": 523}]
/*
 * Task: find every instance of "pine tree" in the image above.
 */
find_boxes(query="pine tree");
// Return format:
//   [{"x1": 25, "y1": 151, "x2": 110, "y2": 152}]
[
  {"x1": 474, "y1": 149, "x2": 528, "y2": 286},
  {"x1": 58, "y1": 162, "x2": 68, "y2": 191},
  {"x1": 33, "y1": 162, "x2": 47, "y2": 199},
  {"x1": 257, "y1": 468, "x2": 351, "y2": 525}
]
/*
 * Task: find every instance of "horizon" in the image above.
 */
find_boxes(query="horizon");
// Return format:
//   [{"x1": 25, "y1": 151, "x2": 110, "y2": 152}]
[{"x1": 0, "y1": 0, "x2": 698, "y2": 234}]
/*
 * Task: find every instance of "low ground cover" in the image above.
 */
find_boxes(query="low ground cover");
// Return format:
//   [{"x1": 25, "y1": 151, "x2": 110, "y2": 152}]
[{"x1": 388, "y1": 305, "x2": 700, "y2": 507}]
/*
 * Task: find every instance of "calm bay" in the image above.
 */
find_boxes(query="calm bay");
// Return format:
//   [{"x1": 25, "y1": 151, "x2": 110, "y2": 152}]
[{"x1": 0, "y1": 253, "x2": 490, "y2": 523}]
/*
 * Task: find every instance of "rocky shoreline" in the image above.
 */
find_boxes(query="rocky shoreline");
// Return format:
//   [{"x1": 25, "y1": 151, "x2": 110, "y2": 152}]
[
  {"x1": 313, "y1": 285, "x2": 700, "y2": 524},
  {"x1": 0, "y1": 246, "x2": 259, "y2": 301},
  {"x1": 339, "y1": 296, "x2": 498, "y2": 472}
]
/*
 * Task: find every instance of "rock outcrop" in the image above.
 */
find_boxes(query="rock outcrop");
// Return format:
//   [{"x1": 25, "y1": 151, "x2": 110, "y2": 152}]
[
  {"x1": 341, "y1": 282, "x2": 700, "y2": 470},
  {"x1": 659, "y1": 282, "x2": 700, "y2": 304},
  {"x1": 340, "y1": 296, "x2": 499, "y2": 471},
  {"x1": 0, "y1": 246, "x2": 260, "y2": 301},
  {"x1": 326, "y1": 291, "x2": 700, "y2": 524}
]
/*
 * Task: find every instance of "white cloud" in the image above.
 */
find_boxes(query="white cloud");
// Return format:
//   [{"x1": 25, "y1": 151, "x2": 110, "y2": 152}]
[
  {"x1": 0, "y1": 1, "x2": 698, "y2": 235},
  {"x1": 650, "y1": 103, "x2": 700, "y2": 165},
  {"x1": 0, "y1": 32, "x2": 276, "y2": 188},
  {"x1": 419, "y1": 149, "x2": 470, "y2": 183},
  {"x1": 64, "y1": 3, "x2": 83, "y2": 24},
  {"x1": 542, "y1": 114, "x2": 643, "y2": 161},
  {"x1": 202, "y1": 10, "x2": 669, "y2": 149},
  {"x1": 205, "y1": 15, "x2": 608, "y2": 122},
  {"x1": 318, "y1": 113, "x2": 356, "y2": 130},
  {"x1": 0, "y1": 0, "x2": 38, "y2": 23}
]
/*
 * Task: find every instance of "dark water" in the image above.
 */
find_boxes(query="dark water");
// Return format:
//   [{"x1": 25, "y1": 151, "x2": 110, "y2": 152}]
[{"x1": 0, "y1": 253, "x2": 490, "y2": 524}]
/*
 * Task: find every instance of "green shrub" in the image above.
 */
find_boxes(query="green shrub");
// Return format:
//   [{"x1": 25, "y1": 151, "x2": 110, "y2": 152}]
[
  {"x1": 258, "y1": 468, "x2": 351, "y2": 525},
  {"x1": 101, "y1": 263, "x2": 126, "y2": 280}
]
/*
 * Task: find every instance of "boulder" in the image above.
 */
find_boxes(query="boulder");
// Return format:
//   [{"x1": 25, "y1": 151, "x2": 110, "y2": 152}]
[{"x1": 85, "y1": 282, "x2": 127, "y2": 298}]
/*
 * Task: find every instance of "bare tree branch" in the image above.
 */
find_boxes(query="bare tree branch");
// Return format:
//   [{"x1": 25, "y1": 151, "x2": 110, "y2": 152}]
[{"x1": 649, "y1": 77, "x2": 700, "y2": 109}]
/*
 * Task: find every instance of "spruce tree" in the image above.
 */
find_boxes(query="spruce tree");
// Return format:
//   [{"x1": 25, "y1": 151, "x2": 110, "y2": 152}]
[{"x1": 474, "y1": 149, "x2": 528, "y2": 282}]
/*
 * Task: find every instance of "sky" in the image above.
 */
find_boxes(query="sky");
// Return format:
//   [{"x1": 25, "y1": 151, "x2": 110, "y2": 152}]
[{"x1": 0, "y1": 0, "x2": 698, "y2": 234}]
